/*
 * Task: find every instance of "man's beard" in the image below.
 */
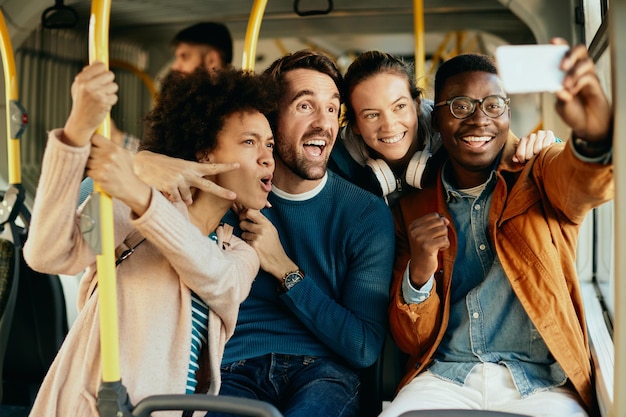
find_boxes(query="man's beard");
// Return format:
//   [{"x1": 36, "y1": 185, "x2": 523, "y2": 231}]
[{"x1": 274, "y1": 135, "x2": 329, "y2": 181}]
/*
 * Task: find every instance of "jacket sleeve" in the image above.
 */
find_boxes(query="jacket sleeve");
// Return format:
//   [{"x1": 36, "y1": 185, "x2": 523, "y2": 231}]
[
  {"x1": 24, "y1": 129, "x2": 120, "y2": 276},
  {"x1": 388, "y1": 198, "x2": 443, "y2": 359},
  {"x1": 535, "y1": 141, "x2": 613, "y2": 224},
  {"x1": 129, "y1": 193, "x2": 259, "y2": 337}
]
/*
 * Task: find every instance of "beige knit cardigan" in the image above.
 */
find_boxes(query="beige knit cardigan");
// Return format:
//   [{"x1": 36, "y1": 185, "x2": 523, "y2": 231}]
[{"x1": 24, "y1": 129, "x2": 259, "y2": 417}]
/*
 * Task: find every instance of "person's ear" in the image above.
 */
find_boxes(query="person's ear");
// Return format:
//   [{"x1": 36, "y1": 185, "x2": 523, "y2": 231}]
[
  {"x1": 197, "y1": 150, "x2": 213, "y2": 163},
  {"x1": 351, "y1": 122, "x2": 361, "y2": 135},
  {"x1": 203, "y1": 49, "x2": 222, "y2": 72}
]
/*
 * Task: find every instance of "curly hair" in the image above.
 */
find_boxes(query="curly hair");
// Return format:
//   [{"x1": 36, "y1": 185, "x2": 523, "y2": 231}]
[{"x1": 141, "y1": 68, "x2": 279, "y2": 161}]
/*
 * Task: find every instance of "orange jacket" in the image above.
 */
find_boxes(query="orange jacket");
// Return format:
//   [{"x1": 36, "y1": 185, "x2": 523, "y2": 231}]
[{"x1": 390, "y1": 135, "x2": 613, "y2": 412}]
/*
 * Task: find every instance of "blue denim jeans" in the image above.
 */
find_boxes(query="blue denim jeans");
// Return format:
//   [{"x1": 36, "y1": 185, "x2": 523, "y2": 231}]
[{"x1": 206, "y1": 353, "x2": 360, "y2": 417}]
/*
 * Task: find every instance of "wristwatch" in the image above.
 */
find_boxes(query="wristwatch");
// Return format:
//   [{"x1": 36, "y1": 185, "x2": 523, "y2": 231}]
[
  {"x1": 573, "y1": 136, "x2": 612, "y2": 157},
  {"x1": 282, "y1": 270, "x2": 305, "y2": 291}
]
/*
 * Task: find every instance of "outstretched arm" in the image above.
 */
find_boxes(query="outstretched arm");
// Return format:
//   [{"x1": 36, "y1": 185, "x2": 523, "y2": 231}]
[
  {"x1": 25, "y1": 62, "x2": 120, "y2": 275},
  {"x1": 134, "y1": 150, "x2": 239, "y2": 205},
  {"x1": 555, "y1": 39, "x2": 612, "y2": 152}
]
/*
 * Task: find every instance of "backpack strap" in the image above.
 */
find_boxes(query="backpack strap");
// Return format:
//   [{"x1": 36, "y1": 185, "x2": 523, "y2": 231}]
[
  {"x1": 115, "y1": 230, "x2": 146, "y2": 266},
  {"x1": 115, "y1": 223, "x2": 232, "y2": 267}
]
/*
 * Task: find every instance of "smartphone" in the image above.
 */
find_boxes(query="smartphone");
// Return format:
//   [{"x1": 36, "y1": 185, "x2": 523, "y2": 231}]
[{"x1": 495, "y1": 44, "x2": 569, "y2": 94}]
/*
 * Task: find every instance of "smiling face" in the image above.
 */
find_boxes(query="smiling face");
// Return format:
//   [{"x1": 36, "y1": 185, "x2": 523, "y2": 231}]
[
  {"x1": 273, "y1": 68, "x2": 341, "y2": 192},
  {"x1": 208, "y1": 111, "x2": 275, "y2": 209},
  {"x1": 350, "y1": 72, "x2": 419, "y2": 166},
  {"x1": 433, "y1": 71, "x2": 510, "y2": 189}
]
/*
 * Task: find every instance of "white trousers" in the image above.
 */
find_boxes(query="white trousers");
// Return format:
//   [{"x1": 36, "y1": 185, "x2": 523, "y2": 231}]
[{"x1": 379, "y1": 363, "x2": 588, "y2": 417}]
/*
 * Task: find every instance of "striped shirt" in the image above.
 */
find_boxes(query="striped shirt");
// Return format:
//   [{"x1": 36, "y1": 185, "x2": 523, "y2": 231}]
[{"x1": 185, "y1": 232, "x2": 216, "y2": 394}]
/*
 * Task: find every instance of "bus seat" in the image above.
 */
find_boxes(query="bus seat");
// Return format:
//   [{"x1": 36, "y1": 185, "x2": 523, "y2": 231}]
[
  {"x1": 381, "y1": 333, "x2": 409, "y2": 402},
  {"x1": 360, "y1": 333, "x2": 407, "y2": 416},
  {"x1": 0, "y1": 233, "x2": 19, "y2": 404},
  {"x1": 132, "y1": 394, "x2": 284, "y2": 417},
  {"x1": 360, "y1": 351, "x2": 383, "y2": 416},
  {"x1": 0, "y1": 186, "x2": 29, "y2": 406},
  {"x1": 2, "y1": 229, "x2": 68, "y2": 407},
  {"x1": 399, "y1": 411, "x2": 528, "y2": 416}
]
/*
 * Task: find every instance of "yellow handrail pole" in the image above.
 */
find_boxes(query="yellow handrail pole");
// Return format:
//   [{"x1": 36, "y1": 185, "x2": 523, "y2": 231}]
[
  {"x1": 413, "y1": 0, "x2": 426, "y2": 90},
  {"x1": 89, "y1": 0, "x2": 120, "y2": 384},
  {"x1": 242, "y1": 0, "x2": 268, "y2": 70},
  {"x1": 109, "y1": 58, "x2": 157, "y2": 103},
  {"x1": 0, "y1": 11, "x2": 21, "y2": 185}
]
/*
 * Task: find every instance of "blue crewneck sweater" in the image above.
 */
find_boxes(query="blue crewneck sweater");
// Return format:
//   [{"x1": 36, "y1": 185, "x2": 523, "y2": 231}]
[{"x1": 221, "y1": 171, "x2": 395, "y2": 369}]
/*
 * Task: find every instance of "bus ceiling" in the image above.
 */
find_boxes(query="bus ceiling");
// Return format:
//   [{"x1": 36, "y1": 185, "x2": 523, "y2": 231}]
[{"x1": 3, "y1": 1, "x2": 539, "y2": 51}]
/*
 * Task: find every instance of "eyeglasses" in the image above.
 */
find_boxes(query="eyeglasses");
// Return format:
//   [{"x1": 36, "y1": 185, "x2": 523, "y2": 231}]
[{"x1": 434, "y1": 95, "x2": 510, "y2": 120}]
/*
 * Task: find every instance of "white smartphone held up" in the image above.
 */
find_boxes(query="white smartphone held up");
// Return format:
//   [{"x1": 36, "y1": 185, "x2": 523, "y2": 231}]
[{"x1": 495, "y1": 44, "x2": 569, "y2": 94}]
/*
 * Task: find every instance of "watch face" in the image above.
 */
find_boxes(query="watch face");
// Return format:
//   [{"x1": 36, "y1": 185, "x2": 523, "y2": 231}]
[{"x1": 284, "y1": 271, "x2": 303, "y2": 290}]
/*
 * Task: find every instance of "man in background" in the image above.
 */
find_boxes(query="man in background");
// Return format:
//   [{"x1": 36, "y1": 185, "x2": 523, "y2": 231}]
[
  {"x1": 170, "y1": 21, "x2": 233, "y2": 73},
  {"x1": 80, "y1": 22, "x2": 234, "y2": 204},
  {"x1": 112, "y1": 21, "x2": 233, "y2": 149}
]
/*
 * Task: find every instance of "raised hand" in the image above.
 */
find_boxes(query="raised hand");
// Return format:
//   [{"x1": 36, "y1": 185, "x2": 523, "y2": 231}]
[
  {"x1": 87, "y1": 135, "x2": 151, "y2": 216},
  {"x1": 513, "y1": 129, "x2": 557, "y2": 163},
  {"x1": 237, "y1": 208, "x2": 298, "y2": 280},
  {"x1": 407, "y1": 212, "x2": 450, "y2": 287},
  {"x1": 63, "y1": 62, "x2": 118, "y2": 147},
  {"x1": 554, "y1": 39, "x2": 612, "y2": 143},
  {"x1": 134, "y1": 150, "x2": 239, "y2": 205}
]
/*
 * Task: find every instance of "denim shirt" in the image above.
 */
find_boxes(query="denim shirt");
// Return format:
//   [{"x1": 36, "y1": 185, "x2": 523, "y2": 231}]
[{"x1": 405, "y1": 161, "x2": 567, "y2": 397}]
